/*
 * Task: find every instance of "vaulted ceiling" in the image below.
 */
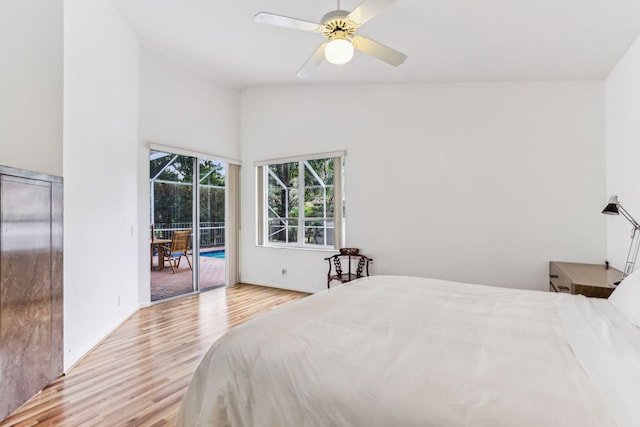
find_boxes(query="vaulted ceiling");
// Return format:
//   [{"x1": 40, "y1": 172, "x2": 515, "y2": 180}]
[{"x1": 111, "y1": 0, "x2": 640, "y2": 88}]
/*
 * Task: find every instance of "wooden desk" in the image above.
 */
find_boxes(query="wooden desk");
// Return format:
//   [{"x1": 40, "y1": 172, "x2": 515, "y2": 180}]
[
  {"x1": 150, "y1": 239, "x2": 171, "y2": 270},
  {"x1": 549, "y1": 261, "x2": 622, "y2": 298}
]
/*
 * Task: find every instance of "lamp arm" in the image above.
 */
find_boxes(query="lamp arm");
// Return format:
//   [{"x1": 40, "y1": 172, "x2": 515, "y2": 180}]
[{"x1": 617, "y1": 205, "x2": 640, "y2": 230}]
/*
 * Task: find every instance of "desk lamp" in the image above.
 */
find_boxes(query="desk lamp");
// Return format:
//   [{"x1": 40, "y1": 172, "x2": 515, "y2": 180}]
[{"x1": 602, "y1": 195, "x2": 640, "y2": 279}]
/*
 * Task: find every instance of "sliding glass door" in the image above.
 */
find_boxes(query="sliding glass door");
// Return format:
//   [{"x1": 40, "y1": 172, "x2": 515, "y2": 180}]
[
  {"x1": 198, "y1": 158, "x2": 226, "y2": 291},
  {"x1": 149, "y1": 150, "x2": 226, "y2": 302}
]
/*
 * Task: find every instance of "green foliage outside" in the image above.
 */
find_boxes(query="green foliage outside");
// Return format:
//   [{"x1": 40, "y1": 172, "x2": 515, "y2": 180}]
[
  {"x1": 268, "y1": 159, "x2": 334, "y2": 218},
  {"x1": 150, "y1": 152, "x2": 225, "y2": 226},
  {"x1": 267, "y1": 158, "x2": 335, "y2": 244}
]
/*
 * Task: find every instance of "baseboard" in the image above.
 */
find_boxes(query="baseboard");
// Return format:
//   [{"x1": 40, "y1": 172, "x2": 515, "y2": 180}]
[{"x1": 238, "y1": 281, "x2": 314, "y2": 295}]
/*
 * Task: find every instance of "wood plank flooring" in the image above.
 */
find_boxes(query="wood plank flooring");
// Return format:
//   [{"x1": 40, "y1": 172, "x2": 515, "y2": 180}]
[{"x1": 0, "y1": 284, "x2": 308, "y2": 427}]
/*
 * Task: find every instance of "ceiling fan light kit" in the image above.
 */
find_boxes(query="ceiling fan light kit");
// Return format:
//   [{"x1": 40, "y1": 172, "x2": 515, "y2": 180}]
[
  {"x1": 255, "y1": 0, "x2": 407, "y2": 77},
  {"x1": 325, "y1": 38, "x2": 354, "y2": 64}
]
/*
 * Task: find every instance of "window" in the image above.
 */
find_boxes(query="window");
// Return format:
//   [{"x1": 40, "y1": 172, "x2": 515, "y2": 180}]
[{"x1": 256, "y1": 152, "x2": 345, "y2": 249}]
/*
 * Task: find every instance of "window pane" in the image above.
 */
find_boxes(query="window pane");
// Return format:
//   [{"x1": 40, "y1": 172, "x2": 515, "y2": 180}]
[
  {"x1": 150, "y1": 152, "x2": 196, "y2": 238},
  {"x1": 268, "y1": 218, "x2": 298, "y2": 244},
  {"x1": 303, "y1": 158, "x2": 334, "y2": 245},
  {"x1": 199, "y1": 160, "x2": 225, "y2": 186},
  {"x1": 304, "y1": 219, "x2": 334, "y2": 246},
  {"x1": 199, "y1": 160, "x2": 225, "y2": 249},
  {"x1": 288, "y1": 223, "x2": 298, "y2": 243},
  {"x1": 150, "y1": 151, "x2": 174, "y2": 178},
  {"x1": 303, "y1": 158, "x2": 334, "y2": 219},
  {"x1": 260, "y1": 156, "x2": 342, "y2": 248},
  {"x1": 150, "y1": 152, "x2": 194, "y2": 183},
  {"x1": 153, "y1": 182, "x2": 193, "y2": 240},
  {"x1": 267, "y1": 162, "x2": 299, "y2": 243},
  {"x1": 303, "y1": 187, "x2": 334, "y2": 218},
  {"x1": 304, "y1": 158, "x2": 334, "y2": 186}
]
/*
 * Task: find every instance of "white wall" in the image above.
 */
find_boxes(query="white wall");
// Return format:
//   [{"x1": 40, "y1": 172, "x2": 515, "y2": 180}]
[
  {"x1": 605, "y1": 35, "x2": 640, "y2": 272},
  {"x1": 137, "y1": 50, "x2": 241, "y2": 303},
  {"x1": 0, "y1": 0, "x2": 63, "y2": 176},
  {"x1": 64, "y1": 0, "x2": 140, "y2": 370},
  {"x1": 241, "y1": 82, "x2": 607, "y2": 293}
]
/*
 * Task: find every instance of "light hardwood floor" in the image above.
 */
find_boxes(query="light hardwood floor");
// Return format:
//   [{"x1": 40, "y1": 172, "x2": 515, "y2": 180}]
[{"x1": 1, "y1": 284, "x2": 308, "y2": 427}]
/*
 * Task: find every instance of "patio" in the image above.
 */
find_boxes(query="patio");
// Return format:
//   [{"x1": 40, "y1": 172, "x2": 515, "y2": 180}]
[{"x1": 150, "y1": 252, "x2": 225, "y2": 301}]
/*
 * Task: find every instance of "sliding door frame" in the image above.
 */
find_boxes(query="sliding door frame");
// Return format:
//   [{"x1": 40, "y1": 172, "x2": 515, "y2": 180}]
[{"x1": 149, "y1": 142, "x2": 241, "y2": 300}]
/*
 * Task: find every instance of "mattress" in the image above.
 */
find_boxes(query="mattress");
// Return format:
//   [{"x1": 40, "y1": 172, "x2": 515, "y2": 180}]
[{"x1": 176, "y1": 275, "x2": 640, "y2": 427}]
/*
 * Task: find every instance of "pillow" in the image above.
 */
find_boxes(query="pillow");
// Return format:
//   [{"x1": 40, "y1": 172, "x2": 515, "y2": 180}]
[{"x1": 609, "y1": 267, "x2": 640, "y2": 327}]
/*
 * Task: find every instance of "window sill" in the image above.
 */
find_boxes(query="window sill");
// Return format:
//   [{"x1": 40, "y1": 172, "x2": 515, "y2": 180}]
[{"x1": 258, "y1": 244, "x2": 338, "y2": 253}]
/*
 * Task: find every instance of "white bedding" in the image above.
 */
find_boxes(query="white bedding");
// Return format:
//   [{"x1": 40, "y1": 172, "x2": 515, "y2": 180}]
[{"x1": 176, "y1": 275, "x2": 640, "y2": 427}]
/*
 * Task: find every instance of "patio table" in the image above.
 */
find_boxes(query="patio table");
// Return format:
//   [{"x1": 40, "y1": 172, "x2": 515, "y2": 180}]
[{"x1": 150, "y1": 239, "x2": 171, "y2": 270}]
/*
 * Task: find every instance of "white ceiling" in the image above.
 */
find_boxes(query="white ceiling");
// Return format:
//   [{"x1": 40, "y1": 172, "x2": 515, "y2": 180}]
[{"x1": 110, "y1": 0, "x2": 640, "y2": 88}]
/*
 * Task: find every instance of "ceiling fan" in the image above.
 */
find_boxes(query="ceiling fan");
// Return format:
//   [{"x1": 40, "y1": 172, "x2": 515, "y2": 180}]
[{"x1": 255, "y1": 0, "x2": 407, "y2": 78}]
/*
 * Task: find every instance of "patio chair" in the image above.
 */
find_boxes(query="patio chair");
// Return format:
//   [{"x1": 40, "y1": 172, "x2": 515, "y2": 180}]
[{"x1": 160, "y1": 230, "x2": 193, "y2": 273}]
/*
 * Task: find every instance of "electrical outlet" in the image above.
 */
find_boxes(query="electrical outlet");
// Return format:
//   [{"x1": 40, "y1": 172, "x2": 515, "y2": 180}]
[{"x1": 281, "y1": 268, "x2": 287, "y2": 275}]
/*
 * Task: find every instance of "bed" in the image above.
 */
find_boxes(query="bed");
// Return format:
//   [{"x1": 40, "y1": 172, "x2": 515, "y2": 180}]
[{"x1": 176, "y1": 274, "x2": 640, "y2": 427}]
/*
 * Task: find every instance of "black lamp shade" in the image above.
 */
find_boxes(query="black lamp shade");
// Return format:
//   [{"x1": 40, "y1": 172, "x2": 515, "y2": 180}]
[{"x1": 602, "y1": 203, "x2": 619, "y2": 215}]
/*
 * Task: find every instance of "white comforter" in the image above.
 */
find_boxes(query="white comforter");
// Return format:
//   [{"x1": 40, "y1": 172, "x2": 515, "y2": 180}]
[{"x1": 177, "y1": 276, "x2": 640, "y2": 427}]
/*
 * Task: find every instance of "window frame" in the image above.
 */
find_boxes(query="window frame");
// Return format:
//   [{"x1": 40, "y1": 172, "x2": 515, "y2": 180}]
[{"x1": 256, "y1": 151, "x2": 345, "y2": 250}]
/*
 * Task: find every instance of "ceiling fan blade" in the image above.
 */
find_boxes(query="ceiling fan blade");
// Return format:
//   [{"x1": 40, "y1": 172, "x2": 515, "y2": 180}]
[
  {"x1": 296, "y1": 43, "x2": 328, "y2": 78},
  {"x1": 347, "y1": 0, "x2": 398, "y2": 26},
  {"x1": 254, "y1": 12, "x2": 323, "y2": 33},
  {"x1": 352, "y1": 35, "x2": 407, "y2": 66}
]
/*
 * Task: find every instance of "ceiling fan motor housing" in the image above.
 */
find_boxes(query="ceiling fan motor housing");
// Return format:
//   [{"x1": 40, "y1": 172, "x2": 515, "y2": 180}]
[{"x1": 321, "y1": 10, "x2": 358, "y2": 40}]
